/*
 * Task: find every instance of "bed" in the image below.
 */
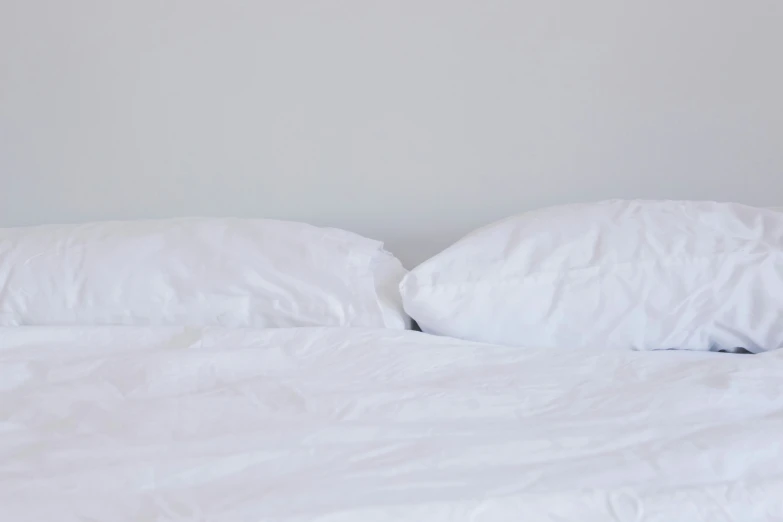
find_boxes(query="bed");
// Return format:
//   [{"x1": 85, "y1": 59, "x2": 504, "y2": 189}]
[
  {"x1": 3, "y1": 206, "x2": 783, "y2": 521},
  {"x1": 3, "y1": 325, "x2": 782, "y2": 521}
]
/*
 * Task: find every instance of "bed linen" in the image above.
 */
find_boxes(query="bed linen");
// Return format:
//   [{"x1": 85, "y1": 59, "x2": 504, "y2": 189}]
[
  {"x1": 0, "y1": 218, "x2": 409, "y2": 329},
  {"x1": 402, "y1": 200, "x2": 783, "y2": 352},
  {"x1": 2, "y1": 326, "x2": 782, "y2": 521}
]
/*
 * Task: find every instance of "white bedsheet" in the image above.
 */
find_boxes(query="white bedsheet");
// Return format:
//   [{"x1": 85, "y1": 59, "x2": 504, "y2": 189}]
[{"x1": 1, "y1": 326, "x2": 782, "y2": 521}]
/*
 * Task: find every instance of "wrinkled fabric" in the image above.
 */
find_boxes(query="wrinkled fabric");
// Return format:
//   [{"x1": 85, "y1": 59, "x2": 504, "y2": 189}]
[
  {"x1": 402, "y1": 200, "x2": 783, "y2": 351},
  {"x1": 2, "y1": 326, "x2": 783, "y2": 521},
  {"x1": 0, "y1": 218, "x2": 408, "y2": 329}
]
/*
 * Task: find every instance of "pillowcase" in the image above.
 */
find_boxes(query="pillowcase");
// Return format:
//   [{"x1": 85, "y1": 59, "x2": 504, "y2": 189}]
[
  {"x1": 0, "y1": 218, "x2": 409, "y2": 329},
  {"x1": 401, "y1": 200, "x2": 783, "y2": 352}
]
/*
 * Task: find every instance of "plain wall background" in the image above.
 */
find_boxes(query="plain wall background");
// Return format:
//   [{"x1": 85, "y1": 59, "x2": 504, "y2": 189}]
[{"x1": 1, "y1": 1, "x2": 781, "y2": 266}]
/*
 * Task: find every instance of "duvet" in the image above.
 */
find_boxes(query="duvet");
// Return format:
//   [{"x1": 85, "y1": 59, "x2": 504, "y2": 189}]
[{"x1": 1, "y1": 326, "x2": 782, "y2": 521}]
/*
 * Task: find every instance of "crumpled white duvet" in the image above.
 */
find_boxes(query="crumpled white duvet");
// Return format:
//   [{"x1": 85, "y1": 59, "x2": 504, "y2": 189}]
[{"x1": 2, "y1": 326, "x2": 782, "y2": 521}]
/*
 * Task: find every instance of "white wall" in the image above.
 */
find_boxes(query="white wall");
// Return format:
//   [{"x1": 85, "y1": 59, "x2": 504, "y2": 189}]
[{"x1": 1, "y1": 1, "x2": 781, "y2": 266}]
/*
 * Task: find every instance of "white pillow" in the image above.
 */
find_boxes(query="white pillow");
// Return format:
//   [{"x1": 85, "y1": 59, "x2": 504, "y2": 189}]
[
  {"x1": 401, "y1": 200, "x2": 783, "y2": 352},
  {"x1": 0, "y1": 218, "x2": 409, "y2": 329}
]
